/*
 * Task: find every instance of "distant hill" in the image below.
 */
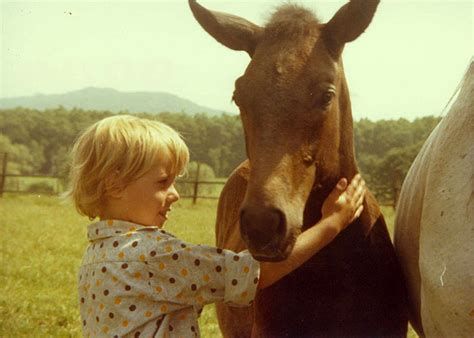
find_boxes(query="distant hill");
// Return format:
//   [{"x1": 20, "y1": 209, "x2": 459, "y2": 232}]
[{"x1": 0, "y1": 87, "x2": 227, "y2": 115}]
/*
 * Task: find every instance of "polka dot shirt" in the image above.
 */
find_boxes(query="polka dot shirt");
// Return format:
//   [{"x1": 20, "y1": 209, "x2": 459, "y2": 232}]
[{"x1": 78, "y1": 220, "x2": 260, "y2": 337}]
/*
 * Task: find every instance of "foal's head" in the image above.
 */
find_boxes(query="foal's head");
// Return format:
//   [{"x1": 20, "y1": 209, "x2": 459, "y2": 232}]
[{"x1": 190, "y1": 0, "x2": 379, "y2": 261}]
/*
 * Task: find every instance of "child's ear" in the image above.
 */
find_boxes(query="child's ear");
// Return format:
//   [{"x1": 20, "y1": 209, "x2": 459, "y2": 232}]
[{"x1": 104, "y1": 172, "x2": 126, "y2": 199}]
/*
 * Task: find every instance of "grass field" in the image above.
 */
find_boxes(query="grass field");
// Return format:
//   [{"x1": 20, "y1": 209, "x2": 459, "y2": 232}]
[
  {"x1": 0, "y1": 194, "x2": 416, "y2": 337},
  {"x1": 0, "y1": 195, "x2": 222, "y2": 337}
]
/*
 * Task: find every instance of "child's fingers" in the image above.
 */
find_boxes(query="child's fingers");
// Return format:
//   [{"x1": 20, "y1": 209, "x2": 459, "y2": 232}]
[
  {"x1": 352, "y1": 205, "x2": 364, "y2": 221},
  {"x1": 336, "y1": 178, "x2": 348, "y2": 191},
  {"x1": 355, "y1": 189, "x2": 365, "y2": 208},
  {"x1": 328, "y1": 178, "x2": 348, "y2": 201},
  {"x1": 347, "y1": 174, "x2": 362, "y2": 197},
  {"x1": 354, "y1": 180, "x2": 366, "y2": 201},
  {"x1": 346, "y1": 175, "x2": 358, "y2": 196}
]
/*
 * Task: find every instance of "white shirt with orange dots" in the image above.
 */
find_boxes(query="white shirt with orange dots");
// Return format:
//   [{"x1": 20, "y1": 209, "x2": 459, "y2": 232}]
[{"x1": 78, "y1": 220, "x2": 260, "y2": 338}]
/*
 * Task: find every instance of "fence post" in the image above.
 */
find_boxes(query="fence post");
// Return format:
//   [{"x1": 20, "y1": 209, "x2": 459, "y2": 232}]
[
  {"x1": 192, "y1": 163, "x2": 201, "y2": 205},
  {"x1": 0, "y1": 153, "x2": 8, "y2": 197}
]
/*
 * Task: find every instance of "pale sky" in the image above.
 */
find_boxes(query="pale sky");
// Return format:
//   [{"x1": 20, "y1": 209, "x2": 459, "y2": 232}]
[{"x1": 1, "y1": 0, "x2": 472, "y2": 120}]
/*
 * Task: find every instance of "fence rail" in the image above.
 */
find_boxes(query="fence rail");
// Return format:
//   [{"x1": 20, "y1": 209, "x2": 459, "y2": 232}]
[
  {"x1": 0, "y1": 174, "x2": 227, "y2": 203},
  {"x1": 0, "y1": 155, "x2": 225, "y2": 203},
  {"x1": 0, "y1": 153, "x2": 395, "y2": 207}
]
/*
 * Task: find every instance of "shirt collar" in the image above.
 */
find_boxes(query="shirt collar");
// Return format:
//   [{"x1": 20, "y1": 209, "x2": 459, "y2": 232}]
[{"x1": 87, "y1": 220, "x2": 163, "y2": 241}]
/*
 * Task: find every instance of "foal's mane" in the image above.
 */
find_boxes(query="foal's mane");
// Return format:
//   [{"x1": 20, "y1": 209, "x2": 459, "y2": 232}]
[{"x1": 264, "y1": 4, "x2": 320, "y2": 41}]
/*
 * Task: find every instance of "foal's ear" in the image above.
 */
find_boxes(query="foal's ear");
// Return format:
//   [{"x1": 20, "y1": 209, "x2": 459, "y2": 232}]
[
  {"x1": 189, "y1": 0, "x2": 263, "y2": 57},
  {"x1": 322, "y1": 0, "x2": 380, "y2": 58}
]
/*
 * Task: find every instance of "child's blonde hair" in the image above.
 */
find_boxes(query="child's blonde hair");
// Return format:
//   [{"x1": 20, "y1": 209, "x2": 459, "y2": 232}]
[{"x1": 66, "y1": 115, "x2": 189, "y2": 219}]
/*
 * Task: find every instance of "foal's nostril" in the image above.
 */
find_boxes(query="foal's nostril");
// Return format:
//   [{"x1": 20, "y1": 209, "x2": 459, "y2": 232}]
[{"x1": 240, "y1": 207, "x2": 286, "y2": 251}]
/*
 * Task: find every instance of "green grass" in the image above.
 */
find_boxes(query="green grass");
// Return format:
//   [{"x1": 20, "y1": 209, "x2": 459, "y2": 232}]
[
  {"x1": 0, "y1": 195, "x2": 416, "y2": 337},
  {"x1": 0, "y1": 195, "x2": 223, "y2": 337}
]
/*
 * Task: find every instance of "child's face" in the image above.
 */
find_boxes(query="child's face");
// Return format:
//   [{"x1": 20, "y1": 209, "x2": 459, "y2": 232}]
[{"x1": 113, "y1": 163, "x2": 180, "y2": 227}]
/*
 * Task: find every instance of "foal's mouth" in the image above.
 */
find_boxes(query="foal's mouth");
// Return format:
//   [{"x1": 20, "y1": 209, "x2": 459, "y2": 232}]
[{"x1": 249, "y1": 231, "x2": 298, "y2": 262}]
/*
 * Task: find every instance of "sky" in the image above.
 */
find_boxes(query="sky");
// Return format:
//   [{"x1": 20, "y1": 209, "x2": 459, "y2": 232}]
[{"x1": 1, "y1": 0, "x2": 472, "y2": 120}]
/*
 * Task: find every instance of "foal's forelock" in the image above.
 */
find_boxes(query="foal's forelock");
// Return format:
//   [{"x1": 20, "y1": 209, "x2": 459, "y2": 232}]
[{"x1": 263, "y1": 5, "x2": 321, "y2": 42}]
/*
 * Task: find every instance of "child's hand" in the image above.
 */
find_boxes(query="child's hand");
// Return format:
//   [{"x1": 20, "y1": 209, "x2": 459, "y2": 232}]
[
  {"x1": 258, "y1": 174, "x2": 367, "y2": 289},
  {"x1": 321, "y1": 174, "x2": 366, "y2": 233}
]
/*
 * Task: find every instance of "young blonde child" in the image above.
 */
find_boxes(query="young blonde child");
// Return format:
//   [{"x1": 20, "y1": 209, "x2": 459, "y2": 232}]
[{"x1": 68, "y1": 115, "x2": 366, "y2": 337}]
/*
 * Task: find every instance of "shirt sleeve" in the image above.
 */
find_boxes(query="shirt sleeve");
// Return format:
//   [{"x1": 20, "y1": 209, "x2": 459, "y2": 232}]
[{"x1": 148, "y1": 237, "x2": 260, "y2": 308}]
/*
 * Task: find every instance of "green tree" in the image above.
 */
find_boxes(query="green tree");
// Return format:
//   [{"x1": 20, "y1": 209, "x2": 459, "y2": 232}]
[
  {"x1": 372, "y1": 142, "x2": 424, "y2": 206},
  {"x1": 0, "y1": 134, "x2": 40, "y2": 174},
  {"x1": 354, "y1": 116, "x2": 441, "y2": 206}
]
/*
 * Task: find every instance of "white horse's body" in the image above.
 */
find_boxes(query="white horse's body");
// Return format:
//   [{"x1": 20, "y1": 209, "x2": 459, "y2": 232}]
[{"x1": 394, "y1": 61, "x2": 474, "y2": 337}]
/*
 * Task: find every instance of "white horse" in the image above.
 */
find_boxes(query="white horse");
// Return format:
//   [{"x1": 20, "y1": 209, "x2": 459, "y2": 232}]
[{"x1": 394, "y1": 60, "x2": 474, "y2": 337}]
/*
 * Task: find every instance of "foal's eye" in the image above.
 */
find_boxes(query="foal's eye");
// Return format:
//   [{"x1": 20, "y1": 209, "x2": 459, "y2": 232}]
[{"x1": 321, "y1": 90, "x2": 335, "y2": 108}]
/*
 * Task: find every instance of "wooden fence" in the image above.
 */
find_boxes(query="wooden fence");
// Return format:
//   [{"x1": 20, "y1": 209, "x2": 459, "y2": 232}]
[
  {"x1": 0, "y1": 154, "x2": 225, "y2": 204},
  {"x1": 0, "y1": 153, "x2": 395, "y2": 207}
]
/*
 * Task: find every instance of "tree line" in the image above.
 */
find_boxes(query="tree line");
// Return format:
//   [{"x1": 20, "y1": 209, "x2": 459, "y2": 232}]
[{"x1": 0, "y1": 107, "x2": 441, "y2": 205}]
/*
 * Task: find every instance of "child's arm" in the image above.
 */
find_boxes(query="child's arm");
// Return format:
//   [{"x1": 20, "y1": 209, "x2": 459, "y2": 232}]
[{"x1": 258, "y1": 174, "x2": 366, "y2": 289}]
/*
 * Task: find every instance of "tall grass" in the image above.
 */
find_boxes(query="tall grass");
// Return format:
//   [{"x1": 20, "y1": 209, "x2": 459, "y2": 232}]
[{"x1": 0, "y1": 195, "x2": 416, "y2": 337}]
